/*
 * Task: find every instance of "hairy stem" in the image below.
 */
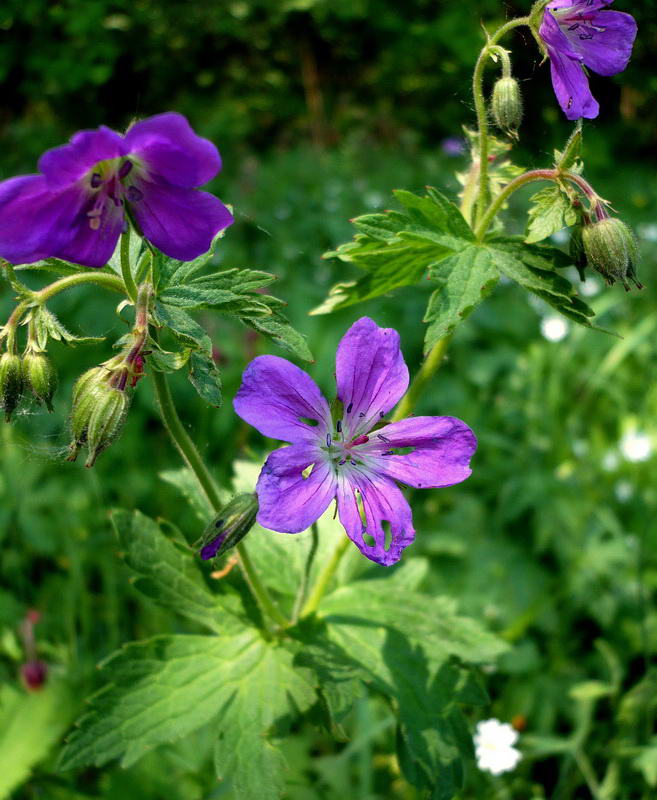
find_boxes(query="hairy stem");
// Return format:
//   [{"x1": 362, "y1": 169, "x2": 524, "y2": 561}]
[
  {"x1": 472, "y1": 16, "x2": 529, "y2": 226},
  {"x1": 150, "y1": 367, "x2": 289, "y2": 630},
  {"x1": 474, "y1": 168, "x2": 599, "y2": 242},
  {"x1": 292, "y1": 522, "x2": 319, "y2": 622},
  {"x1": 3, "y1": 272, "x2": 125, "y2": 351}
]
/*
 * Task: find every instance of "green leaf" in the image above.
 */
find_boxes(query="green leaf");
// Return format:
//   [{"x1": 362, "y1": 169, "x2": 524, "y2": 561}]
[
  {"x1": 111, "y1": 509, "x2": 243, "y2": 635},
  {"x1": 526, "y1": 186, "x2": 578, "y2": 244},
  {"x1": 424, "y1": 245, "x2": 499, "y2": 353},
  {"x1": 107, "y1": 231, "x2": 142, "y2": 278},
  {"x1": 159, "y1": 467, "x2": 214, "y2": 521},
  {"x1": 0, "y1": 680, "x2": 76, "y2": 799},
  {"x1": 487, "y1": 239, "x2": 595, "y2": 326},
  {"x1": 313, "y1": 187, "x2": 473, "y2": 314},
  {"x1": 59, "y1": 631, "x2": 317, "y2": 800},
  {"x1": 555, "y1": 120, "x2": 583, "y2": 172},
  {"x1": 242, "y1": 312, "x2": 312, "y2": 361},
  {"x1": 145, "y1": 340, "x2": 191, "y2": 373},
  {"x1": 13, "y1": 258, "x2": 92, "y2": 276},
  {"x1": 153, "y1": 301, "x2": 212, "y2": 351},
  {"x1": 298, "y1": 582, "x2": 505, "y2": 796},
  {"x1": 29, "y1": 306, "x2": 105, "y2": 349},
  {"x1": 188, "y1": 351, "x2": 222, "y2": 406}
]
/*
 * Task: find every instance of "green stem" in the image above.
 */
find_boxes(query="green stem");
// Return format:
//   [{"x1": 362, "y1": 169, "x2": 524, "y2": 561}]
[
  {"x1": 292, "y1": 522, "x2": 319, "y2": 622},
  {"x1": 391, "y1": 335, "x2": 451, "y2": 423},
  {"x1": 120, "y1": 227, "x2": 139, "y2": 303},
  {"x1": 472, "y1": 16, "x2": 529, "y2": 226},
  {"x1": 301, "y1": 535, "x2": 350, "y2": 618},
  {"x1": 150, "y1": 367, "x2": 289, "y2": 630},
  {"x1": 473, "y1": 167, "x2": 599, "y2": 242}
]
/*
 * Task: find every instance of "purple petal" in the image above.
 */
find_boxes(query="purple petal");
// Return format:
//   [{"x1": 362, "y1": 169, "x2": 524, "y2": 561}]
[
  {"x1": 52, "y1": 194, "x2": 125, "y2": 268},
  {"x1": 546, "y1": 0, "x2": 612, "y2": 11},
  {"x1": 125, "y1": 112, "x2": 221, "y2": 188},
  {"x1": 129, "y1": 179, "x2": 233, "y2": 261},
  {"x1": 361, "y1": 416, "x2": 476, "y2": 489},
  {"x1": 336, "y1": 469, "x2": 415, "y2": 566},
  {"x1": 562, "y1": 11, "x2": 637, "y2": 76},
  {"x1": 540, "y1": 9, "x2": 581, "y2": 59},
  {"x1": 234, "y1": 355, "x2": 332, "y2": 444},
  {"x1": 548, "y1": 44, "x2": 599, "y2": 119},
  {"x1": 0, "y1": 176, "x2": 86, "y2": 264},
  {"x1": 335, "y1": 317, "x2": 409, "y2": 439},
  {"x1": 256, "y1": 444, "x2": 336, "y2": 533},
  {"x1": 38, "y1": 126, "x2": 125, "y2": 189}
]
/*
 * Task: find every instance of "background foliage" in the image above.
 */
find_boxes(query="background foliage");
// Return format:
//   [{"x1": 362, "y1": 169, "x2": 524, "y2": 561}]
[{"x1": 1, "y1": 1, "x2": 657, "y2": 798}]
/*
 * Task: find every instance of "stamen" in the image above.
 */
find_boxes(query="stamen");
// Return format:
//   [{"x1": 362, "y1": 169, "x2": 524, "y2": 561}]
[
  {"x1": 358, "y1": 412, "x2": 365, "y2": 418},
  {"x1": 127, "y1": 186, "x2": 143, "y2": 203},
  {"x1": 326, "y1": 433, "x2": 332, "y2": 447},
  {"x1": 338, "y1": 459, "x2": 347, "y2": 465},
  {"x1": 377, "y1": 433, "x2": 390, "y2": 443},
  {"x1": 336, "y1": 420, "x2": 342, "y2": 433},
  {"x1": 568, "y1": 23, "x2": 579, "y2": 30},
  {"x1": 89, "y1": 217, "x2": 101, "y2": 231},
  {"x1": 379, "y1": 411, "x2": 385, "y2": 418},
  {"x1": 346, "y1": 402, "x2": 353, "y2": 414},
  {"x1": 90, "y1": 173, "x2": 102, "y2": 188},
  {"x1": 579, "y1": 32, "x2": 593, "y2": 39},
  {"x1": 118, "y1": 160, "x2": 133, "y2": 179}
]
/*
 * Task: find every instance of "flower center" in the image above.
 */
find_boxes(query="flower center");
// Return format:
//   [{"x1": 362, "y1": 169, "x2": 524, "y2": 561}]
[{"x1": 83, "y1": 157, "x2": 144, "y2": 230}]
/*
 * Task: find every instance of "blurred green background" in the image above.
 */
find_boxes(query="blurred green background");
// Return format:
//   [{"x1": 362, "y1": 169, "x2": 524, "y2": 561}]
[{"x1": 1, "y1": 0, "x2": 657, "y2": 798}]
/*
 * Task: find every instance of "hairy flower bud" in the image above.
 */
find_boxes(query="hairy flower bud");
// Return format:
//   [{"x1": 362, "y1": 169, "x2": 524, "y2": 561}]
[
  {"x1": 23, "y1": 353, "x2": 57, "y2": 412},
  {"x1": 84, "y1": 387, "x2": 131, "y2": 467},
  {"x1": 491, "y1": 77, "x2": 523, "y2": 135},
  {"x1": 0, "y1": 352, "x2": 24, "y2": 421},
  {"x1": 67, "y1": 366, "x2": 131, "y2": 465},
  {"x1": 199, "y1": 493, "x2": 259, "y2": 560},
  {"x1": 582, "y1": 217, "x2": 641, "y2": 290}
]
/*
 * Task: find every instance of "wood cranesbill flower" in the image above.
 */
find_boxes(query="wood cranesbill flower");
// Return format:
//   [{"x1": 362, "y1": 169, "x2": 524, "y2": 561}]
[
  {"x1": 0, "y1": 112, "x2": 233, "y2": 268},
  {"x1": 233, "y1": 317, "x2": 476, "y2": 566},
  {"x1": 538, "y1": 0, "x2": 637, "y2": 120}
]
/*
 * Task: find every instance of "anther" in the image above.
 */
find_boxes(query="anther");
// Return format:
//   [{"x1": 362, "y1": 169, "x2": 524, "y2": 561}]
[
  {"x1": 379, "y1": 411, "x2": 385, "y2": 418},
  {"x1": 336, "y1": 420, "x2": 342, "y2": 433},
  {"x1": 338, "y1": 459, "x2": 347, "y2": 466},
  {"x1": 568, "y1": 23, "x2": 579, "y2": 30},
  {"x1": 358, "y1": 412, "x2": 365, "y2": 418},
  {"x1": 377, "y1": 433, "x2": 390, "y2": 443},
  {"x1": 118, "y1": 160, "x2": 133, "y2": 179},
  {"x1": 90, "y1": 173, "x2": 102, "y2": 188},
  {"x1": 326, "y1": 433, "x2": 332, "y2": 447},
  {"x1": 127, "y1": 186, "x2": 143, "y2": 203},
  {"x1": 346, "y1": 402, "x2": 353, "y2": 414}
]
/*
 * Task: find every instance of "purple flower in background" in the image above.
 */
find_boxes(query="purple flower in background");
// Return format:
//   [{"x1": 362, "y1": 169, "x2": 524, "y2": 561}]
[
  {"x1": 539, "y1": 0, "x2": 637, "y2": 120},
  {"x1": 0, "y1": 112, "x2": 233, "y2": 268},
  {"x1": 441, "y1": 137, "x2": 466, "y2": 157},
  {"x1": 233, "y1": 317, "x2": 477, "y2": 566}
]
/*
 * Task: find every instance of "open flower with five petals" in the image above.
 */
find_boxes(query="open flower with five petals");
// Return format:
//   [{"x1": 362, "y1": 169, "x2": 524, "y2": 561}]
[
  {"x1": 233, "y1": 317, "x2": 476, "y2": 566},
  {"x1": 538, "y1": 0, "x2": 637, "y2": 120},
  {"x1": 0, "y1": 112, "x2": 233, "y2": 268}
]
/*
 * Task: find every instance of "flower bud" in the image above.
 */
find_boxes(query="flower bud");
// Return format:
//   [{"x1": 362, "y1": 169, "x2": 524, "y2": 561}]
[
  {"x1": 199, "y1": 493, "x2": 259, "y2": 560},
  {"x1": 0, "y1": 352, "x2": 24, "y2": 421},
  {"x1": 84, "y1": 386, "x2": 131, "y2": 467},
  {"x1": 582, "y1": 217, "x2": 641, "y2": 290},
  {"x1": 21, "y1": 660, "x2": 48, "y2": 691},
  {"x1": 23, "y1": 353, "x2": 57, "y2": 412},
  {"x1": 491, "y1": 77, "x2": 523, "y2": 136}
]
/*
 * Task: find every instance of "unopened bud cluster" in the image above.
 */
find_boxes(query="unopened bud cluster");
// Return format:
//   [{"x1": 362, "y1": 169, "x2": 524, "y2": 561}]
[
  {"x1": 0, "y1": 349, "x2": 57, "y2": 421},
  {"x1": 199, "y1": 493, "x2": 259, "y2": 560}
]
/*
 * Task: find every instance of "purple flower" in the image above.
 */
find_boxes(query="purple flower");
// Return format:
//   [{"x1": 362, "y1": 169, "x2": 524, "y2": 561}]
[
  {"x1": 233, "y1": 317, "x2": 476, "y2": 566},
  {"x1": 539, "y1": 0, "x2": 637, "y2": 120},
  {"x1": 0, "y1": 112, "x2": 233, "y2": 268}
]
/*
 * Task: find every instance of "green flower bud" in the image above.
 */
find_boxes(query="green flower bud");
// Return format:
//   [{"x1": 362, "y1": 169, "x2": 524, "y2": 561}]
[
  {"x1": 491, "y1": 77, "x2": 523, "y2": 136},
  {"x1": 0, "y1": 352, "x2": 24, "y2": 422},
  {"x1": 23, "y1": 353, "x2": 57, "y2": 412},
  {"x1": 582, "y1": 217, "x2": 641, "y2": 290},
  {"x1": 84, "y1": 386, "x2": 131, "y2": 467},
  {"x1": 71, "y1": 366, "x2": 107, "y2": 410},
  {"x1": 199, "y1": 493, "x2": 259, "y2": 560}
]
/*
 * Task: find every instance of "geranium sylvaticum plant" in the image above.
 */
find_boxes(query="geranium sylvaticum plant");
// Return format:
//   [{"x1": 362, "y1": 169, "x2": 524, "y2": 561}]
[{"x1": 0, "y1": 1, "x2": 641, "y2": 797}]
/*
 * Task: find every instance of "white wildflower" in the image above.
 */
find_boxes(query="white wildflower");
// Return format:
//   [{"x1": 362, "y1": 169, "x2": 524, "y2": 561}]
[
  {"x1": 540, "y1": 315, "x2": 568, "y2": 342},
  {"x1": 474, "y1": 719, "x2": 522, "y2": 776},
  {"x1": 620, "y1": 431, "x2": 653, "y2": 463}
]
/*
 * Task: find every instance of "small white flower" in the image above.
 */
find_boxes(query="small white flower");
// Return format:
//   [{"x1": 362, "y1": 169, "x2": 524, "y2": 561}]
[
  {"x1": 620, "y1": 431, "x2": 653, "y2": 463},
  {"x1": 474, "y1": 719, "x2": 522, "y2": 776},
  {"x1": 540, "y1": 315, "x2": 568, "y2": 342}
]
